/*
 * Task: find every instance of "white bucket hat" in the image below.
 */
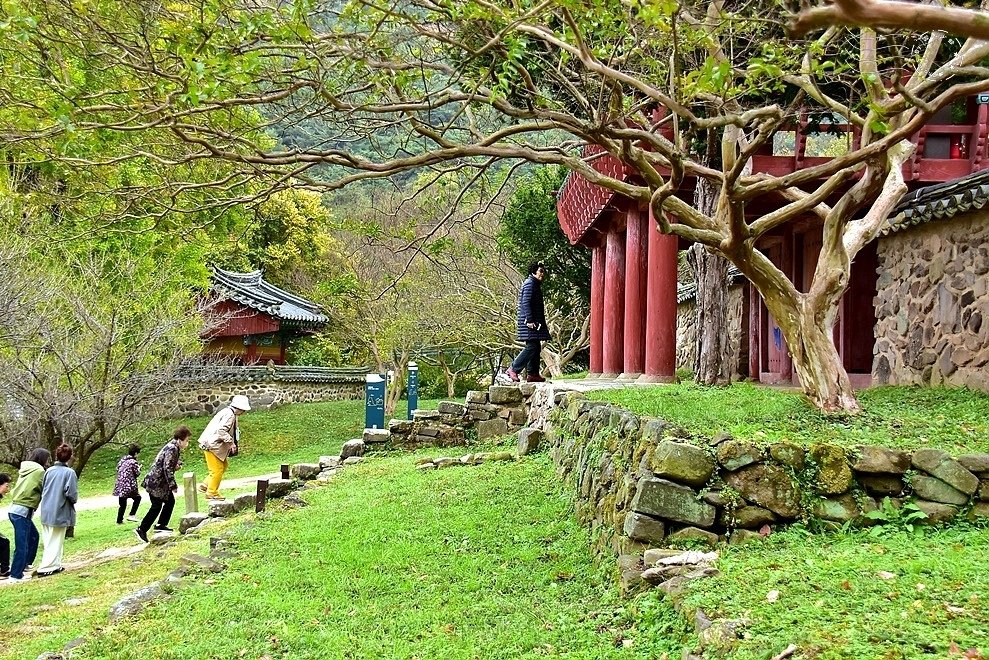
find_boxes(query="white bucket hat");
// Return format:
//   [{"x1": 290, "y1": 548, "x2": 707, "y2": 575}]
[{"x1": 231, "y1": 395, "x2": 251, "y2": 411}]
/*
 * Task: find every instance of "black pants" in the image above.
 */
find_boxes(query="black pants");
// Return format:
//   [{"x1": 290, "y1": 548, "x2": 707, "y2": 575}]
[
  {"x1": 511, "y1": 340, "x2": 541, "y2": 376},
  {"x1": 139, "y1": 493, "x2": 175, "y2": 533},
  {"x1": 0, "y1": 534, "x2": 9, "y2": 573},
  {"x1": 116, "y1": 492, "x2": 142, "y2": 524}
]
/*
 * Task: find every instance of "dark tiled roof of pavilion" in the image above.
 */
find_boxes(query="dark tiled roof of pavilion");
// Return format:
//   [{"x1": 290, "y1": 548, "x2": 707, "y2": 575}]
[
  {"x1": 885, "y1": 168, "x2": 989, "y2": 235},
  {"x1": 210, "y1": 268, "x2": 329, "y2": 326}
]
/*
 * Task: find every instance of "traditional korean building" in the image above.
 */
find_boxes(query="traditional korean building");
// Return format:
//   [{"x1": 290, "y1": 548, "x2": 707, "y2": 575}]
[
  {"x1": 203, "y1": 268, "x2": 329, "y2": 365},
  {"x1": 558, "y1": 100, "x2": 989, "y2": 388}
]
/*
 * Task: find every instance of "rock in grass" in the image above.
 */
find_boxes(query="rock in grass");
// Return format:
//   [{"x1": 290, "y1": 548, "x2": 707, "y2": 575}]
[
  {"x1": 716, "y1": 441, "x2": 761, "y2": 471},
  {"x1": 725, "y1": 464, "x2": 802, "y2": 519},
  {"x1": 233, "y1": 493, "x2": 256, "y2": 512},
  {"x1": 109, "y1": 582, "x2": 166, "y2": 622},
  {"x1": 958, "y1": 453, "x2": 989, "y2": 473},
  {"x1": 342, "y1": 456, "x2": 364, "y2": 465},
  {"x1": 363, "y1": 428, "x2": 391, "y2": 444},
  {"x1": 488, "y1": 385, "x2": 523, "y2": 405},
  {"x1": 913, "y1": 500, "x2": 959, "y2": 524},
  {"x1": 809, "y1": 444, "x2": 853, "y2": 495},
  {"x1": 649, "y1": 441, "x2": 715, "y2": 488},
  {"x1": 517, "y1": 428, "x2": 545, "y2": 456},
  {"x1": 207, "y1": 500, "x2": 237, "y2": 518},
  {"x1": 290, "y1": 463, "x2": 321, "y2": 480},
  {"x1": 180, "y1": 553, "x2": 226, "y2": 574},
  {"x1": 667, "y1": 527, "x2": 719, "y2": 547},
  {"x1": 853, "y1": 446, "x2": 911, "y2": 474},
  {"x1": 265, "y1": 477, "x2": 294, "y2": 498},
  {"x1": 911, "y1": 476, "x2": 969, "y2": 506},
  {"x1": 319, "y1": 455, "x2": 341, "y2": 469},
  {"x1": 623, "y1": 512, "x2": 666, "y2": 545},
  {"x1": 340, "y1": 439, "x2": 366, "y2": 460},
  {"x1": 911, "y1": 449, "x2": 979, "y2": 495},
  {"x1": 631, "y1": 478, "x2": 716, "y2": 528}
]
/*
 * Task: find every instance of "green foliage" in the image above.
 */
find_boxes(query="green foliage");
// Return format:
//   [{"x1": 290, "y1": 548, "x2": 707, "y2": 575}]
[
  {"x1": 864, "y1": 498, "x2": 929, "y2": 537},
  {"x1": 589, "y1": 383, "x2": 989, "y2": 453},
  {"x1": 497, "y1": 165, "x2": 590, "y2": 316}
]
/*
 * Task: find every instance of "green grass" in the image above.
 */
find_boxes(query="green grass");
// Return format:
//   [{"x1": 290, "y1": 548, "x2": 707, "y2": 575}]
[
  {"x1": 588, "y1": 383, "x2": 989, "y2": 453},
  {"x1": 673, "y1": 523, "x2": 989, "y2": 658},
  {"x1": 7, "y1": 453, "x2": 687, "y2": 660},
  {"x1": 73, "y1": 398, "x2": 439, "y2": 497}
]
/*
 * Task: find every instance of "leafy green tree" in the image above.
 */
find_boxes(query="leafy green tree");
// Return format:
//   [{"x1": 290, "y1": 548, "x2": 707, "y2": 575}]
[
  {"x1": 3, "y1": 0, "x2": 989, "y2": 411},
  {"x1": 498, "y1": 166, "x2": 591, "y2": 318}
]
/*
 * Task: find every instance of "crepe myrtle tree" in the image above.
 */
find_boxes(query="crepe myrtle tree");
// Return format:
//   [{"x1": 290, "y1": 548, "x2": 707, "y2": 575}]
[{"x1": 4, "y1": 0, "x2": 989, "y2": 411}]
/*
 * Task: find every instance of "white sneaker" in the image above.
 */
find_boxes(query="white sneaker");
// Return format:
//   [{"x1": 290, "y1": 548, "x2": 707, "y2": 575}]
[
  {"x1": 9, "y1": 574, "x2": 32, "y2": 582},
  {"x1": 126, "y1": 516, "x2": 139, "y2": 522}
]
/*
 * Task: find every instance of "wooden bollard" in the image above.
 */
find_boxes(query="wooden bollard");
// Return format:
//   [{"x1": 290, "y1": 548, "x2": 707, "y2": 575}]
[
  {"x1": 256, "y1": 479, "x2": 268, "y2": 513},
  {"x1": 183, "y1": 472, "x2": 199, "y2": 514},
  {"x1": 280, "y1": 463, "x2": 290, "y2": 480}
]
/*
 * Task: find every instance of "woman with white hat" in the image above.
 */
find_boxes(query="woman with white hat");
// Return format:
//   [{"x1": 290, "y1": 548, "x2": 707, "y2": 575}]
[{"x1": 197, "y1": 395, "x2": 250, "y2": 500}]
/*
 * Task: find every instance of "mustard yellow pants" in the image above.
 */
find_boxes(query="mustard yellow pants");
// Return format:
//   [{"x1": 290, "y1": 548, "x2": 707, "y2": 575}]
[{"x1": 203, "y1": 451, "x2": 228, "y2": 498}]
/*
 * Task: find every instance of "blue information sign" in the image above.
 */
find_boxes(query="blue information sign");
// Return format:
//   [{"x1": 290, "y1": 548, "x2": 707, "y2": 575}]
[
  {"x1": 407, "y1": 362, "x2": 419, "y2": 420},
  {"x1": 365, "y1": 374, "x2": 385, "y2": 429}
]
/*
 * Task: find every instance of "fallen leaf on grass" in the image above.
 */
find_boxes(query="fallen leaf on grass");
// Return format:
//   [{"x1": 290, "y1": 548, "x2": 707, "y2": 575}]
[
  {"x1": 877, "y1": 571, "x2": 896, "y2": 580},
  {"x1": 945, "y1": 604, "x2": 967, "y2": 615},
  {"x1": 766, "y1": 590, "x2": 780, "y2": 603},
  {"x1": 759, "y1": 524, "x2": 772, "y2": 537},
  {"x1": 840, "y1": 580, "x2": 852, "y2": 591}
]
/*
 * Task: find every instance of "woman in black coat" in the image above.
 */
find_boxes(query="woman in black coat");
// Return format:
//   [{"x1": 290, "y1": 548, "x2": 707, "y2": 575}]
[{"x1": 507, "y1": 263, "x2": 551, "y2": 382}]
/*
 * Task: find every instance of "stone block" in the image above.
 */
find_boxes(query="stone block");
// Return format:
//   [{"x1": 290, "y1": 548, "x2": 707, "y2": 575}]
[
  {"x1": 911, "y1": 475, "x2": 969, "y2": 505},
  {"x1": 811, "y1": 494, "x2": 860, "y2": 522},
  {"x1": 417, "y1": 427, "x2": 441, "y2": 437},
  {"x1": 363, "y1": 428, "x2": 391, "y2": 444},
  {"x1": 477, "y1": 417, "x2": 509, "y2": 440},
  {"x1": 979, "y1": 480, "x2": 989, "y2": 501},
  {"x1": 719, "y1": 505, "x2": 776, "y2": 529},
  {"x1": 180, "y1": 553, "x2": 226, "y2": 574},
  {"x1": 413, "y1": 409, "x2": 441, "y2": 421},
  {"x1": 911, "y1": 449, "x2": 979, "y2": 495},
  {"x1": 631, "y1": 478, "x2": 716, "y2": 527},
  {"x1": 716, "y1": 441, "x2": 762, "y2": 471},
  {"x1": 520, "y1": 383, "x2": 537, "y2": 397},
  {"x1": 488, "y1": 385, "x2": 523, "y2": 405},
  {"x1": 207, "y1": 500, "x2": 238, "y2": 518},
  {"x1": 642, "y1": 548, "x2": 685, "y2": 566},
  {"x1": 517, "y1": 428, "x2": 545, "y2": 456},
  {"x1": 437, "y1": 401, "x2": 467, "y2": 416},
  {"x1": 340, "y1": 439, "x2": 366, "y2": 459},
  {"x1": 913, "y1": 499, "x2": 959, "y2": 525},
  {"x1": 265, "y1": 478, "x2": 294, "y2": 498},
  {"x1": 465, "y1": 390, "x2": 488, "y2": 404},
  {"x1": 388, "y1": 419, "x2": 414, "y2": 434},
  {"x1": 343, "y1": 456, "x2": 364, "y2": 465},
  {"x1": 488, "y1": 451, "x2": 515, "y2": 462},
  {"x1": 667, "y1": 527, "x2": 719, "y2": 547},
  {"x1": 508, "y1": 407, "x2": 528, "y2": 426},
  {"x1": 233, "y1": 493, "x2": 256, "y2": 512},
  {"x1": 768, "y1": 442, "x2": 805, "y2": 471},
  {"x1": 179, "y1": 512, "x2": 208, "y2": 534},
  {"x1": 416, "y1": 462, "x2": 437, "y2": 471},
  {"x1": 809, "y1": 444, "x2": 853, "y2": 495},
  {"x1": 109, "y1": 583, "x2": 166, "y2": 622},
  {"x1": 469, "y1": 410, "x2": 493, "y2": 421},
  {"x1": 853, "y1": 446, "x2": 911, "y2": 474},
  {"x1": 290, "y1": 463, "x2": 321, "y2": 480},
  {"x1": 623, "y1": 512, "x2": 666, "y2": 545},
  {"x1": 958, "y1": 453, "x2": 989, "y2": 473},
  {"x1": 967, "y1": 502, "x2": 989, "y2": 520},
  {"x1": 649, "y1": 441, "x2": 716, "y2": 488},
  {"x1": 858, "y1": 474, "x2": 905, "y2": 496},
  {"x1": 319, "y1": 455, "x2": 341, "y2": 469},
  {"x1": 725, "y1": 464, "x2": 802, "y2": 519}
]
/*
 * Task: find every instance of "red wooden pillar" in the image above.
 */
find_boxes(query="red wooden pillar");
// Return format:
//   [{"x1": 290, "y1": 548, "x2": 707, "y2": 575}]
[
  {"x1": 641, "y1": 205, "x2": 677, "y2": 382},
  {"x1": 621, "y1": 206, "x2": 647, "y2": 378},
  {"x1": 589, "y1": 243, "x2": 606, "y2": 376},
  {"x1": 602, "y1": 222, "x2": 626, "y2": 378},
  {"x1": 748, "y1": 282, "x2": 761, "y2": 381}
]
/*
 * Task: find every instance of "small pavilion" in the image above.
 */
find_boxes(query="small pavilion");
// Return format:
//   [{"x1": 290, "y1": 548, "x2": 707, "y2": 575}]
[{"x1": 203, "y1": 268, "x2": 328, "y2": 364}]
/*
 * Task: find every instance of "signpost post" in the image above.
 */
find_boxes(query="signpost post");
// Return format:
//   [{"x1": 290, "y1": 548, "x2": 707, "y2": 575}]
[
  {"x1": 407, "y1": 362, "x2": 419, "y2": 420},
  {"x1": 365, "y1": 373, "x2": 385, "y2": 430}
]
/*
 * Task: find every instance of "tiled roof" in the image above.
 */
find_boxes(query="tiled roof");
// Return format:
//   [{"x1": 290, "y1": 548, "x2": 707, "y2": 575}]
[
  {"x1": 676, "y1": 266, "x2": 745, "y2": 303},
  {"x1": 174, "y1": 365, "x2": 367, "y2": 384},
  {"x1": 885, "y1": 168, "x2": 989, "y2": 235},
  {"x1": 210, "y1": 268, "x2": 329, "y2": 326}
]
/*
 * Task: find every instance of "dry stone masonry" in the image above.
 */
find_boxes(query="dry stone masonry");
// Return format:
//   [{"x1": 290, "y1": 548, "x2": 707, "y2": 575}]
[
  {"x1": 546, "y1": 392, "x2": 989, "y2": 562},
  {"x1": 874, "y1": 212, "x2": 989, "y2": 391}
]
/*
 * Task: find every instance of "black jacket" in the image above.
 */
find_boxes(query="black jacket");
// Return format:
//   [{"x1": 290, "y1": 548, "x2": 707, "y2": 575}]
[{"x1": 516, "y1": 275, "x2": 551, "y2": 342}]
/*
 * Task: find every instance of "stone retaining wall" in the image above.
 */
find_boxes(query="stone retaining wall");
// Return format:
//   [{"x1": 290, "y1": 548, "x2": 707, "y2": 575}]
[
  {"x1": 546, "y1": 392, "x2": 989, "y2": 560},
  {"x1": 156, "y1": 366, "x2": 366, "y2": 416},
  {"x1": 874, "y1": 212, "x2": 989, "y2": 391}
]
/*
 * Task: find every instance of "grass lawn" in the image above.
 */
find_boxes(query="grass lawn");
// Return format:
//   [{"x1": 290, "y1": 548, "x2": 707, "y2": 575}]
[
  {"x1": 71, "y1": 398, "x2": 439, "y2": 498},
  {"x1": 589, "y1": 383, "x2": 989, "y2": 453},
  {"x1": 4, "y1": 452, "x2": 687, "y2": 660},
  {"x1": 671, "y1": 523, "x2": 989, "y2": 659}
]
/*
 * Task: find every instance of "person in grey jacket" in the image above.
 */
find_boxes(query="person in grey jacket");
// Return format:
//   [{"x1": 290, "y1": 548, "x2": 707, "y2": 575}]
[
  {"x1": 506, "y1": 263, "x2": 551, "y2": 383},
  {"x1": 36, "y1": 444, "x2": 78, "y2": 577}
]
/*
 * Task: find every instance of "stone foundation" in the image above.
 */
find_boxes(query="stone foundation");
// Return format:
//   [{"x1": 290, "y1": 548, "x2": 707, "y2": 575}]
[{"x1": 874, "y1": 212, "x2": 989, "y2": 391}]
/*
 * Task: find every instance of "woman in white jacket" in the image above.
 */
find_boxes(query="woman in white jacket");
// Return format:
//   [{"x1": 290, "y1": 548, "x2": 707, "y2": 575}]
[{"x1": 197, "y1": 395, "x2": 250, "y2": 500}]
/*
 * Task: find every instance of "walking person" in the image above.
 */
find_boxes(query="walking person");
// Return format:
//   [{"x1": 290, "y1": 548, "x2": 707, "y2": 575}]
[
  {"x1": 197, "y1": 395, "x2": 250, "y2": 501},
  {"x1": 506, "y1": 263, "x2": 551, "y2": 383},
  {"x1": 113, "y1": 444, "x2": 142, "y2": 524},
  {"x1": 7, "y1": 448, "x2": 51, "y2": 582},
  {"x1": 36, "y1": 443, "x2": 78, "y2": 577},
  {"x1": 135, "y1": 426, "x2": 191, "y2": 543},
  {"x1": 0, "y1": 473, "x2": 11, "y2": 579}
]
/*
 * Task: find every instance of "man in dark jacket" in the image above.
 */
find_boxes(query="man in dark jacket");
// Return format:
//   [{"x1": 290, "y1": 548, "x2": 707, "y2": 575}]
[{"x1": 507, "y1": 263, "x2": 551, "y2": 383}]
